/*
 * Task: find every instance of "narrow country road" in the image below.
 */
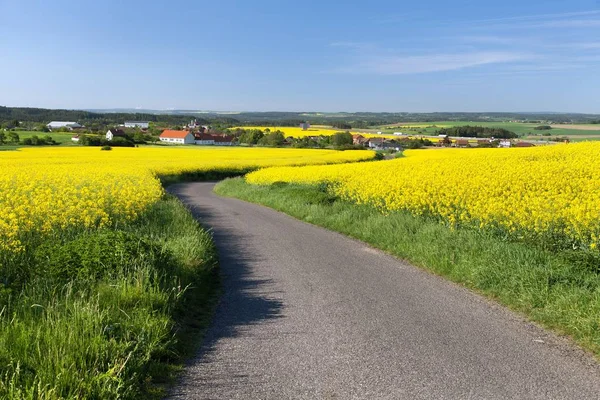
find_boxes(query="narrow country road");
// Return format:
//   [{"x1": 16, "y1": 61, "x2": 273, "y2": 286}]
[{"x1": 169, "y1": 182, "x2": 600, "y2": 400}]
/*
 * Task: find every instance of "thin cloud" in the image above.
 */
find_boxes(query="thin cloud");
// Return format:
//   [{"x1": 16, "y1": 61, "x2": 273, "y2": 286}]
[
  {"x1": 329, "y1": 41, "x2": 375, "y2": 50},
  {"x1": 532, "y1": 18, "x2": 600, "y2": 28},
  {"x1": 335, "y1": 51, "x2": 530, "y2": 75},
  {"x1": 469, "y1": 9, "x2": 600, "y2": 24},
  {"x1": 458, "y1": 35, "x2": 517, "y2": 45}
]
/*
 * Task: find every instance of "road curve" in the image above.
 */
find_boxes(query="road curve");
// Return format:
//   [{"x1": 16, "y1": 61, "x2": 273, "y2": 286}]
[{"x1": 169, "y1": 182, "x2": 600, "y2": 399}]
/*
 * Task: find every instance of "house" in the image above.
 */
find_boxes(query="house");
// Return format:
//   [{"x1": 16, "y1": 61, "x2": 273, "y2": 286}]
[
  {"x1": 514, "y1": 141, "x2": 535, "y2": 147},
  {"x1": 352, "y1": 134, "x2": 367, "y2": 145},
  {"x1": 124, "y1": 121, "x2": 149, "y2": 129},
  {"x1": 499, "y1": 140, "x2": 511, "y2": 148},
  {"x1": 106, "y1": 129, "x2": 127, "y2": 141},
  {"x1": 300, "y1": 122, "x2": 310, "y2": 131},
  {"x1": 454, "y1": 139, "x2": 470, "y2": 148},
  {"x1": 367, "y1": 138, "x2": 400, "y2": 151},
  {"x1": 47, "y1": 121, "x2": 82, "y2": 131},
  {"x1": 159, "y1": 130, "x2": 195, "y2": 144}
]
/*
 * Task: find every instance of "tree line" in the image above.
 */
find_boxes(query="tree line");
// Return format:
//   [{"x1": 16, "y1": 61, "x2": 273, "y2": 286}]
[{"x1": 437, "y1": 125, "x2": 518, "y2": 139}]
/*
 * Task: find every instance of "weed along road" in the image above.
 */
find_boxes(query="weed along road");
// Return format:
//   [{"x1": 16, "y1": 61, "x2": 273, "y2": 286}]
[{"x1": 169, "y1": 182, "x2": 600, "y2": 399}]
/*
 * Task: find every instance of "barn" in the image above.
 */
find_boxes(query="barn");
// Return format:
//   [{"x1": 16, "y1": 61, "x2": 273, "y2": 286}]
[{"x1": 159, "y1": 130, "x2": 195, "y2": 144}]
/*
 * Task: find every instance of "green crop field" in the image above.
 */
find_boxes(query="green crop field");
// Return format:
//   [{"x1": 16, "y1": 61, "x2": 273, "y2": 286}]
[
  {"x1": 17, "y1": 131, "x2": 76, "y2": 144},
  {"x1": 1, "y1": 131, "x2": 77, "y2": 146},
  {"x1": 376, "y1": 121, "x2": 600, "y2": 141}
]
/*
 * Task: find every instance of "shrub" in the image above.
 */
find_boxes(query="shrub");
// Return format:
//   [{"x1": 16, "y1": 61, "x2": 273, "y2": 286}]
[
  {"x1": 33, "y1": 230, "x2": 175, "y2": 283},
  {"x1": 101, "y1": 145, "x2": 112, "y2": 151}
]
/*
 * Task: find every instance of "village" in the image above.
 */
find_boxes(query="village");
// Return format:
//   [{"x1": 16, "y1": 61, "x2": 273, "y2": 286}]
[{"x1": 41, "y1": 119, "x2": 545, "y2": 150}]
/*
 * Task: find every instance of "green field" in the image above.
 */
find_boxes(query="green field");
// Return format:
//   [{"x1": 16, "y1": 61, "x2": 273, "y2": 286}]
[
  {"x1": 376, "y1": 121, "x2": 600, "y2": 141},
  {"x1": 17, "y1": 131, "x2": 76, "y2": 144},
  {"x1": 1, "y1": 130, "x2": 78, "y2": 146}
]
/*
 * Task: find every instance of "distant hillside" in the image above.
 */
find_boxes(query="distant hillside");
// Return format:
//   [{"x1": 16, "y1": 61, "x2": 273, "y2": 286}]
[
  {"x1": 2, "y1": 106, "x2": 599, "y2": 128},
  {"x1": 87, "y1": 109, "x2": 600, "y2": 126},
  {"x1": 0, "y1": 106, "x2": 238, "y2": 126}
]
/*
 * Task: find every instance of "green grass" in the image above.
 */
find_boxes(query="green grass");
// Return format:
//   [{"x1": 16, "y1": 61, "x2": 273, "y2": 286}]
[
  {"x1": 0, "y1": 131, "x2": 77, "y2": 147},
  {"x1": 216, "y1": 178, "x2": 600, "y2": 357},
  {"x1": 0, "y1": 195, "x2": 219, "y2": 399}
]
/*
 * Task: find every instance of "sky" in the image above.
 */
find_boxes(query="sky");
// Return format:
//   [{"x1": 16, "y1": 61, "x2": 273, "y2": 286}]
[{"x1": 1, "y1": 0, "x2": 599, "y2": 113}]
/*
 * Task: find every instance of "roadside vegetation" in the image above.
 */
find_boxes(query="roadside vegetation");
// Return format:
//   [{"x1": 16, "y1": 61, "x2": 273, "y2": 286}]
[
  {"x1": 0, "y1": 146, "x2": 374, "y2": 398},
  {"x1": 0, "y1": 196, "x2": 218, "y2": 399},
  {"x1": 216, "y1": 143, "x2": 600, "y2": 357},
  {"x1": 216, "y1": 178, "x2": 600, "y2": 357}
]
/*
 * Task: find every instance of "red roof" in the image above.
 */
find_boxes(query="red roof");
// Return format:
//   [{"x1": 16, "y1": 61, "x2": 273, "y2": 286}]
[
  {"x1": 515, "y1": 142, "x2": 535, "y2": 147},
  {"x1": 160, "y1": 130, "x2": 191, "y2": 139}
]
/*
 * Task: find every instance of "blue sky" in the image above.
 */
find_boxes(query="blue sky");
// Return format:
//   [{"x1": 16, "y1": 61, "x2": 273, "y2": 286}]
[{"x1": 1, "y1": 0, "x2": 599, "y2": 112}]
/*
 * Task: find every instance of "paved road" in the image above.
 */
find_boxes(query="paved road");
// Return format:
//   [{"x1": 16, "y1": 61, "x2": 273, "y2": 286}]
[{"x1": 169, "y1": 182, "x2": 600, "y2": 399}]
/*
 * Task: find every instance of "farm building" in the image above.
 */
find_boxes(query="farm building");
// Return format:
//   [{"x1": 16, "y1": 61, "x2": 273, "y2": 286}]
[
  {"x1": 515, "y1": 142, "x2": 535, "y2": 147},
  {"x1": 213, "y1": 134, "x2": 234, "y2": 146},
  {"x1": 367, "y1": 138, "x2": 400, "y2": 151},
  {"x1": 194, "y1": 133, "x2": 235, "y2": 146},
  {"x1": 71, "y1": 135, "x2": 80, "y2": 142},
  {"x1": 300, "y1": 122, "x2": 310, "y2": 131},
  {"x1": 47, "y1": 121, "x2": 82, "y2": 131},
  {"x1": 159, "y1": 130, "x2": 195, "y2": 144},
  {"x1": 454, "y1": 139, "x2": 470, "y2": 148},
  {"x1": 194, "y1": 133, "x2": 215, "y2": 145},
  {"x1": 124, "y1": 121, "x2": 149, "y2": 129},
  {"x1": 352, "y1": 134, "x2": 367, "y2": 145},
  {"x1": 106, "y1": 129, "x2": 127, "y2": 141}
]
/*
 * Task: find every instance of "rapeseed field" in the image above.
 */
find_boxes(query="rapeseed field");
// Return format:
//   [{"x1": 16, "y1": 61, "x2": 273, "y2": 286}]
[
  {"x1": 0, "y1": 147, "x2": 373, "y2": 252},
  {"x1": 246, "y1": 143, "x2": 600, "y2": 250}
]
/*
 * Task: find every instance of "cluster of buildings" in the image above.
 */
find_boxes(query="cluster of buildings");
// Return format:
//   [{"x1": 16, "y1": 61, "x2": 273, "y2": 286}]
[
  {"x1": 352, "y1": 134, "x2": 402, "y2": 150},
  {"x1": 159, "y1": 130, "x2": 234, "y2": 146}
]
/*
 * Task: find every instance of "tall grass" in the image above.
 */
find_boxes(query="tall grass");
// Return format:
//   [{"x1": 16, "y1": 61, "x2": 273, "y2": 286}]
[
  {"x1": 216, "y1": 178, "x2": 600, "y2": 357},
  {"x1": 0, "y1": 196, "x2": 218, "y2": 399}
]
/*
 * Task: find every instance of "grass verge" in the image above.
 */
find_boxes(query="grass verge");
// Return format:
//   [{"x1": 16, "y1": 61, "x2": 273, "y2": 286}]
[
  {"x1": 0, "y1": 195, "x2": 219, "y2": 399},
  {"x1": 215, "y1": 178, "x2": 600, "y2": 357}
]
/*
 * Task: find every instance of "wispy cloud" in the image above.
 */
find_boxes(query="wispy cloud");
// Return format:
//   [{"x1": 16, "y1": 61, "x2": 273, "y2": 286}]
[
  {"x1": 531, "y1": 18, "x2": 600, "y2": 28},
  {"x1": 329, "y1": 41, "x2": 375, "y2": 50},
  {"x1": 469, "y1": 10, "x2": 600, "y2": 24},
  {"x1": 335, "y1": 51, "x2": 530, "y2": 75}
]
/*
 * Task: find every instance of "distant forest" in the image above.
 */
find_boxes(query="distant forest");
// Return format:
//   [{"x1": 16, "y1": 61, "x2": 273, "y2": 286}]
[
  {"x1": 0, "y1": 106, "x2": 238, "y2": 127},
  {"x1": 1, "y1": 106, "x2": 599, "y2": 129}
]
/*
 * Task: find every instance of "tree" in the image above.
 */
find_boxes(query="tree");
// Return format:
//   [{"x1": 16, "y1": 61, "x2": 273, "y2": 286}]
[
  {"x1": 331, "y1": 131, "x2": 353, "y2": 147},
  {"x1": 0, "y1": 132, "x2": 5, "y2": 144},
  {"x1": 238, "y1": 129, "x2": 264, "y2": 145},
  {"x1": 133, "y1": 132, "x2": 148, "y2": 144},
  {"x1": 258, "y1": 131, "x2": 285, "y2": 146},
  {"x1": 42, "y1": 135, "x2": 57, "y2": 145},
  {"x1": 332, "y1": 122, "x2": 352, "y2": 130},
  {"x1": 8, "y1": 132, "x2": 19, "y2": 144}
]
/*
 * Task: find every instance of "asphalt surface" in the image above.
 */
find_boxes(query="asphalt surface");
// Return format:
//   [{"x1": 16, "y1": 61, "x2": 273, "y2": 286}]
[{"x1": 169, "y1": 182, "x2": 600, "y2": 399}]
